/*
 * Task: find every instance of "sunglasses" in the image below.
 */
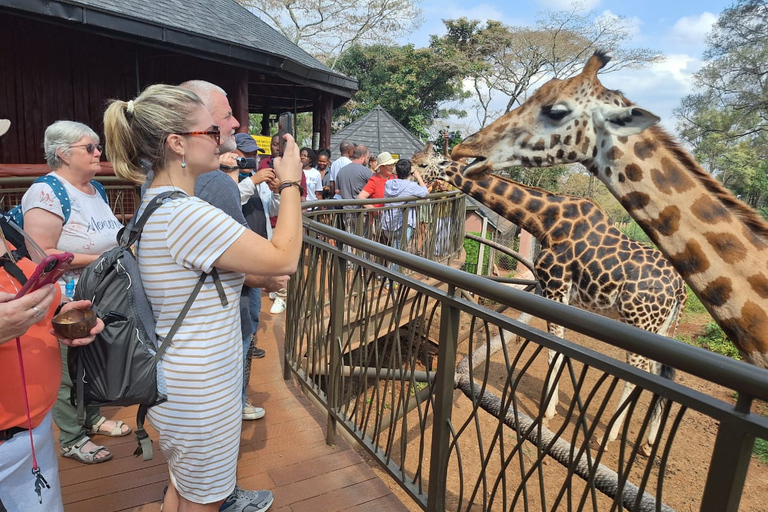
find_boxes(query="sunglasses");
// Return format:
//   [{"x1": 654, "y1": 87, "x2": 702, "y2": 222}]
[
  {"x1": 176, "y1": 125, "x2": 221, "y2": 146},
  {"x1": 69, "y1": 143, "x2": 103, "y2": 154}
]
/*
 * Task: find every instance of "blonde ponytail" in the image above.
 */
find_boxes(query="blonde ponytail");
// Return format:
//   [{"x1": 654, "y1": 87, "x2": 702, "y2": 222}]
[
  {"x1": 103, "y1": 85, "x2": 203, "y2": 184},
  {"x1": 104, "y1": 100, "x2": 144, "y2": 184}
]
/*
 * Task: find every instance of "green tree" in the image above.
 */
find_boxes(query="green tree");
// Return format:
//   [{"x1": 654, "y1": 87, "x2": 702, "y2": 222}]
[
  {"x1": 333, "y1": 44, "x2": 469, "y2": 140},
  {"x1": 675, "y1": 0, "x2": 768, "y2": 211},
  {"x1": 431, "y1": 8, "x2": 663, "y2": 126}
]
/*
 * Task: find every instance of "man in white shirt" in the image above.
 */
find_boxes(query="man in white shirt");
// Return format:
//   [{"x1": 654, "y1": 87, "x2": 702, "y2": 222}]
[{"x1": 328, "y1": 140, "x2": 354, "y2": 199}]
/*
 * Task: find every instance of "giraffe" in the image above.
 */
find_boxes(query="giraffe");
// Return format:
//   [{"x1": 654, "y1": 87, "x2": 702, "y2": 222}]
[
  {"x1": 451, "y1": 50, "x2": 768, "y2": 369},
  {"x1": 412, "y1": 146, "x2": 687, "y2": 454}
]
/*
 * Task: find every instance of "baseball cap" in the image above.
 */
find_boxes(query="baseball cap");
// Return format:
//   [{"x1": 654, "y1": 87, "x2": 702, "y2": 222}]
[
  {"x1": 235, "y1": 133, "x2": 264, "y2": 153},
  {"x1": 0, "y1": 119, "x2": 10, "y2": 137}
]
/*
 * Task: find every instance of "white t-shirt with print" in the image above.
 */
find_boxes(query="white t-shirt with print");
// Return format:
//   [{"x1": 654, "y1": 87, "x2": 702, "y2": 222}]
[
  {"x1": 21, "y1": 172, "x2": 122, "y2": 291},
  {"x1": 303, "y1": 167, "x2": 323, "y2": 199}
]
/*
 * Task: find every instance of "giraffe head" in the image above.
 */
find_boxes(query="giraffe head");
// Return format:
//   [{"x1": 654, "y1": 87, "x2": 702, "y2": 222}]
[
  {"x1": 452, "y1": 51, "x2": 661, "y2": 179},
  {"x1": 412, "y1": 142, "x2": 464, "y2": 185}
]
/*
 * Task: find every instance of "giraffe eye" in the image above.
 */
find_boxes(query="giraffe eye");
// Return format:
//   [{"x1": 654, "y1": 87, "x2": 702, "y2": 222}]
[{"x1": 544, "y1": 105, "x2": 570, "y2": 121}]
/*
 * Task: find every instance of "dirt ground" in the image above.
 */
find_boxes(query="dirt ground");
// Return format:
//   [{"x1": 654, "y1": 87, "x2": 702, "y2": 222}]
[{"x1": 358, "y1": 305, "x2": 768, "y2": 512}]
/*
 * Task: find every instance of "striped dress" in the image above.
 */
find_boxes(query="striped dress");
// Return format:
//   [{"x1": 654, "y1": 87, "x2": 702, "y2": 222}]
[{"x1": 137, "y1": 187, "x2": 246, "y2": 503}]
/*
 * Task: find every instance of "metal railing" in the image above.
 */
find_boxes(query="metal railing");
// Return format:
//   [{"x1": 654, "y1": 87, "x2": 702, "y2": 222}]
[
  {"x1": 285, "y1": 215, "x2": 768, "y2": 512},
  {"x1": 302, "y1": 191, "x2": 466, "y2": 273}
]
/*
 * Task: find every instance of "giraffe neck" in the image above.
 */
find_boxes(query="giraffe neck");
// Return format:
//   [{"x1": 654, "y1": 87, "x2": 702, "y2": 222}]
[
  {"x1": 593, "y1": 126, "x2": 768, "y2": 365},
  {"x1": 443, "y1": 163, "x2": 609, "y2": 247}
]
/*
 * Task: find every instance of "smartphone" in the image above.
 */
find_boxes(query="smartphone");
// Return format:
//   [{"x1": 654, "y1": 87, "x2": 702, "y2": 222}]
[
  {"x1": 14, "y1": 252, "x2": 74, "y2": 299},
  {"x1": 277, "y1": 112, "x2": 293, "y2": 156}
]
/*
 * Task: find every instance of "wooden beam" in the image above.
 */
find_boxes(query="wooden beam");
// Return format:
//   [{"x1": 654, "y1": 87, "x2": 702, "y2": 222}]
[
  {"x1": 233, "y1": 69, "x2": 249, "y2": 133},
  {"x1": 314, "y1": 93, "x2": 333, "y2": 151}
]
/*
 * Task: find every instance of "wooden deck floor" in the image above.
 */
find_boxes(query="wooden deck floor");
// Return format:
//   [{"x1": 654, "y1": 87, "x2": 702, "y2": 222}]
[{"x1": 58, "y1": 298, "x2": 409, "y2": 512}]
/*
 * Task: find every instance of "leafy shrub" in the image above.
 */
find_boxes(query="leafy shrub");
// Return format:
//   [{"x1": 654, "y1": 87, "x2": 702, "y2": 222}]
[
  {"x1": 754, "y1": 438, "x2": 768, "y2": 464},
  {"x1": 463, "y1": 232, "x2": 492, "y2": 274},
  {"x1": 692, "y1": 322, "x2": 741, "y2": 360},
  {"x1": 683, "y1": 286, "x2": 708, "y2": 316}
]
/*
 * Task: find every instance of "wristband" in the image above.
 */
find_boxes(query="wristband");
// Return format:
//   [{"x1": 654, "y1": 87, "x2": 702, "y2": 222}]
[{"x1": 278, "y1": 180, "x2": 305, "y2": 196}]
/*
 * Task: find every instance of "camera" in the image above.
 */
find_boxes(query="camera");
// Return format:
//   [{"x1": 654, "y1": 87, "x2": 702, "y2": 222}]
[{"x1": 236, "y1": 157, "x2": 257, "y2": 169}]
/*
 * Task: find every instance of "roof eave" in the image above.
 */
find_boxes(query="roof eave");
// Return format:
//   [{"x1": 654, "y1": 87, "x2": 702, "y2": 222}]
[{"x1": 1, "y1": 0, "x2": 358, "y2": 98}]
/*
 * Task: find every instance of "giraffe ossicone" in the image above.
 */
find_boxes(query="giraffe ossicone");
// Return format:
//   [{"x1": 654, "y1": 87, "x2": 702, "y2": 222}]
[{"x1": 451, "y1": 49, "x2": 768, "y2": 369}]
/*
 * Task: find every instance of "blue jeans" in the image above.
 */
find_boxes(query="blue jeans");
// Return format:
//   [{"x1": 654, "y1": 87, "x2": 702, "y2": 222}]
[
  {"x1": 0, "y1": 411, "x2": 63, "y2": 512},
  {"x1": 243, "y1": 287, "x2": 262, "y2": 406},
  {"x1": 387, "y1": 225, "x2": 414, "y2": 273}
]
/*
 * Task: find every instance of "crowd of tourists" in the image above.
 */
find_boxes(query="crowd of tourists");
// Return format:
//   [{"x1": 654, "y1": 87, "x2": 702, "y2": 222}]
[{"x1": 0, "y1": 80, "x2": 451, "y2": 512}]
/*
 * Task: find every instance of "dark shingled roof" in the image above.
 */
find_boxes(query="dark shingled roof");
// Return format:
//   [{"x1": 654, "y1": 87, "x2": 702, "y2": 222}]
[
  {"x1": 330, "y1": 106, "x2": 424, "y2": 160},
  {"x1": 2, "y1": 0, "x2": 357, "y2": 96}
]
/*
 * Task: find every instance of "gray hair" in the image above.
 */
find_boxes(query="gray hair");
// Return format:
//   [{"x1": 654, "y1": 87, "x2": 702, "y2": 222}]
[
  {"x1": 43, "y1": 120, "x2": 99, "y2": 169},
  {"x1": 178, "y1": 80, "x2": 227, "y2": 111}
]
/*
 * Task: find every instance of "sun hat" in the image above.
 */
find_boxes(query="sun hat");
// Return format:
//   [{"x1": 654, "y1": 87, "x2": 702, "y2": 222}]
[
  {"x1": 0, "y1": 119, "x2": 10, "y2": 137},
  {"x1": 375, "y1": 151, "x2": 398, "y2": 170},
  {"x1": 235, "y1": 133, "x2": 264, "y2": 153}
]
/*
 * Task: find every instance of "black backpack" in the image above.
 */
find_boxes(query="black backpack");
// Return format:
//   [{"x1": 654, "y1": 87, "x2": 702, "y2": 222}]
[{"x1": 69, "y1": 191, "x2": 227, "y2": 460}]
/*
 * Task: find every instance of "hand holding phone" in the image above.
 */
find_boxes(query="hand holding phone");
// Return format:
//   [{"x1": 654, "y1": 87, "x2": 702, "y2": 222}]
[
  {"x1": 278, "y1": 112, "x2": 293, "y2": 156},
  {"x1": 14, "y1": 253, "x2": 74, "y2": 299}
]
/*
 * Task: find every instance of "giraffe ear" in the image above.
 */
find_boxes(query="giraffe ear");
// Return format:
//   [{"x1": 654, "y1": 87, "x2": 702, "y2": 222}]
[{"x1": 595, "y1": 106, "x2": 660, "y2": 136}]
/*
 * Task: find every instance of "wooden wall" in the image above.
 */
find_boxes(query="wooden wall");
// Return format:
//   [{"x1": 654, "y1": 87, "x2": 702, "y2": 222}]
[
  {"x1": 0, "y1": 13, "x2": 255, "y2": 165},
  {"x1": 0, "y1": 11, "x2": 338, "y2": 167}
]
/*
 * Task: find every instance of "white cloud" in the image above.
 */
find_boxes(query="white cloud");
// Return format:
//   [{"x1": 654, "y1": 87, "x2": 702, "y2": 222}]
[
  {"x1": 536, "y1": 0, "x2": 601, "y2": 11},
  {"x1": 597, "y1": 9, "x2": 643, "y2": 39},
  {"x1": 666, "y1": 12, "x2": 717, "y2": 50},
  {"x1": 600, "y1": 53, "x2": 703, "y2": 133}
]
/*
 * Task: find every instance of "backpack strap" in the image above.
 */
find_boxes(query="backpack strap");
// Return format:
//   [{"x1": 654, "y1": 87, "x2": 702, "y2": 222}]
[
  {"x1": 121, "y1": 191, "x2": 186, "y2": 247},
  {"x1": 90, "y1": 180, "x2": 109, "y2": 204},
  {"x1": 33, "y1": 175, "x2": 72, "y2": 225},
  {"x1": 0, "y1": 255, "x2": 27, "y2": 285}
]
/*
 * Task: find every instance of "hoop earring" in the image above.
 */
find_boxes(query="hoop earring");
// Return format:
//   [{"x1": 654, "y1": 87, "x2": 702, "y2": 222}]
[{"x1": 181, "y1": 154, "x2": 187, "y2": 169}]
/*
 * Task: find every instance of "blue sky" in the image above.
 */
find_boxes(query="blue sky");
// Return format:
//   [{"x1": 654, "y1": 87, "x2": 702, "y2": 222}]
[{"x1": 408, "y1": 0, "x2": 734, "y2": 135}]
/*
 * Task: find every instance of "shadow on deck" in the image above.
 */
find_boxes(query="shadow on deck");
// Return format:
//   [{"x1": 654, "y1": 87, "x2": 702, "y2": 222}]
[{"x1": 58, "y1": 293, "x2": 410, "y2": 512}]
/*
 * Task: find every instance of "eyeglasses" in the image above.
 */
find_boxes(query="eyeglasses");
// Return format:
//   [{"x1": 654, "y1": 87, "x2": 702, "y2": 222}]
[
  {"x1": 69, "y1": 143, "x2": 103, "y2": 154},
  {"x1": 176, "y1": 126, "x2": 221, "y2": 146}
]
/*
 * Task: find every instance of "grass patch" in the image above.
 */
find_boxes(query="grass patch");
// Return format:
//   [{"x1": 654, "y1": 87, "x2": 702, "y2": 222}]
[
  {"x1": 754, "y1": 438, "x2": 768, "y2": 464},
  {"x1": 677, "y1": 286, "x2": 740, "y2": 360},
  {"x1": 683, "y1": 321, "x2": 741, "y2": 360},
  {"x1": 682, "y1": 286, "x2": 708, "y2": 316}
]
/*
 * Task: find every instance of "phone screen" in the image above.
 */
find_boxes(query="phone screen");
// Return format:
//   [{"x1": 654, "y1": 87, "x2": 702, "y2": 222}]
[
  {"x1": 14, "y1": 253, "x2": 74, "y2": 299},
  {"x1": 278, "y1": 112, "x2": 293, "y2": 156}
]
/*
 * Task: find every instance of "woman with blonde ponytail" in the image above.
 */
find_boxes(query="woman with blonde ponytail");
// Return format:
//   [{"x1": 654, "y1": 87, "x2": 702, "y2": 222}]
[{"x1": 103, "y1": 84, "x2": 303, "y2": 512}]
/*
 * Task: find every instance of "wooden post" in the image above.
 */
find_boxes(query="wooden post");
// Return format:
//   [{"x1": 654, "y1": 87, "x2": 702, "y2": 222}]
[
  {"x1": 314, "y1": 93, "x2": 334, "y2": 150},
  {"x1": 477, "y1": 217, "x2": 488, "y2": 276},
  {"x1": 232, "y1": 69, "x2": 249, "y2": 133},
  {"x1": 516, "y1": 229, "x2": 533, "y2": 273}
]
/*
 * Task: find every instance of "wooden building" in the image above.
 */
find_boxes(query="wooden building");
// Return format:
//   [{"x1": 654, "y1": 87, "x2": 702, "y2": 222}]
[{"x1": 0, "y1": 0, "x2": 358, "y2": 169}]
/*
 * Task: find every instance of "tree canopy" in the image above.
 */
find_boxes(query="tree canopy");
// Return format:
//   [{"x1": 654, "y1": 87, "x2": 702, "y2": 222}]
[
  {"x1": 234, "y1": 0, "x2": 422, "y2": 68},
  {"x1": 430, "y1": 9, "x2": 663, "y2": 126},
  {"x1": 332, "y1": 44, "x2": 470, "y2": 140},
  {"x1": 676, "y1": 0, "x2": 768, "y2": 211}
]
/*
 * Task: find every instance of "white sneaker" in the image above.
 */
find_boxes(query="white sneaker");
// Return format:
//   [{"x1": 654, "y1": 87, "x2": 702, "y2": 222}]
[
  {"x1": 270, "y1": 298, "x2": 286, "y2": 314},
  {"x1": 268, "y1": 292, "x2": 276, "y2": 300},
  {"x1": 242, "y1": 402, "x2": 265, "y2": 420}
]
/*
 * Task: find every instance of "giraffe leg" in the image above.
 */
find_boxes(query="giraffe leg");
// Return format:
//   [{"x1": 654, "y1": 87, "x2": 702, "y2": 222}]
[
  {"x1": 599, "y1": 352, "x2": 645, "y2": 447},
  {"x1": 641, "y1": 359, "x2": 668, "y2": 457},
  {"x1": 544, "y1": 323, "x2": 566, "y2": 420}
]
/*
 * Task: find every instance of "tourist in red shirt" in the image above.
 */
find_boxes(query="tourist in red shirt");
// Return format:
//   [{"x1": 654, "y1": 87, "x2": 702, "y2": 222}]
[{"x1": 358, "y1": 151, "x2": 397, "y2": 208}]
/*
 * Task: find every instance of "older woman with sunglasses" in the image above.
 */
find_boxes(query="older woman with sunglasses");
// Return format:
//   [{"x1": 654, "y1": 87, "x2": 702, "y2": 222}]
[{"x1": 20, "y1": 120, "x2": 129, "y2": 466}]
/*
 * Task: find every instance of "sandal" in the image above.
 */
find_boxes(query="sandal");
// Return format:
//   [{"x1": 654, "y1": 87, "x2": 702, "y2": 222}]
[
  {"x1": 61, "y1": 437, "x2": 113, "y2": 464},
  {"x1": 87, "y1": 416, "x2": 132, "y2": 437}
]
